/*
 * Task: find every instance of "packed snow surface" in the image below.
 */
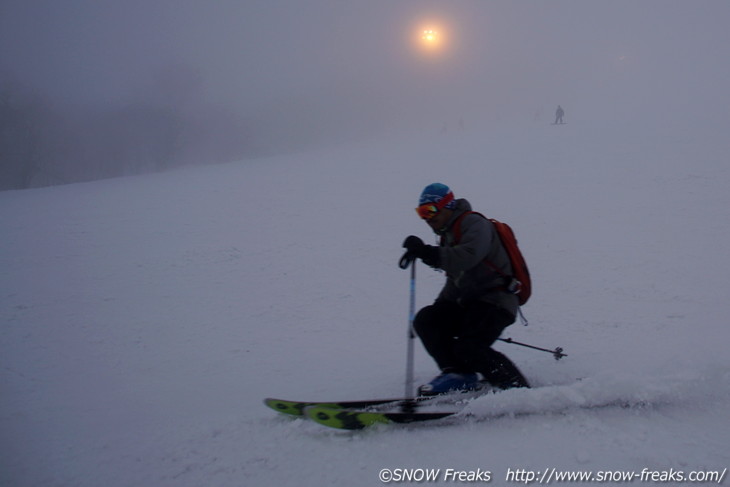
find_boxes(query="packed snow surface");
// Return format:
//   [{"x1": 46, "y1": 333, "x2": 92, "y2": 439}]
[{"x1": 2, "y1": 119, "x2": 729, "y2": 486}]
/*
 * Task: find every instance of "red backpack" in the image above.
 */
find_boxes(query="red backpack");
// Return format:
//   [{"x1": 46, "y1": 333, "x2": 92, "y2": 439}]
[{"x1": 450, "y1": 212, "x2": 532, "y2": 306}]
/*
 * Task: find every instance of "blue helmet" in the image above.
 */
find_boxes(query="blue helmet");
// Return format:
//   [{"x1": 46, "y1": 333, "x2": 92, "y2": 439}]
[{"x1": 419, "y1": 183, "x2": 456, "y2": 209}]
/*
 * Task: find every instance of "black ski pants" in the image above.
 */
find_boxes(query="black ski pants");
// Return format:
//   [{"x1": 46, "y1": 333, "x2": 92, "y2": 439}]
[{"x1": 413, "y1": 300, "x2": 529, "y2": 389}]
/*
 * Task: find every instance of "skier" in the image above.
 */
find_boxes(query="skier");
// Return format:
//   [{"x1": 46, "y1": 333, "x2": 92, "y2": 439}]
[
  {"x1": 403, "y1": 183, "x2": 530, "y2": 395},
  {"x1": 554, "y1": 105, "x2": 565, "y2": 124}
]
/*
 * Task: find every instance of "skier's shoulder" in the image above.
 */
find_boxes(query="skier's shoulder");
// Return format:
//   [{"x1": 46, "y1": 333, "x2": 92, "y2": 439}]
[{"x1": 449, "y1": 201, "x2": 492, "y2": 237}]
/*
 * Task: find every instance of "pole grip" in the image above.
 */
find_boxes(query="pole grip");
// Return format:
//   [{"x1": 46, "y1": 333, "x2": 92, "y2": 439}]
[{"x1": 399, "y1": 251, "x2": 416, "y2": 269}]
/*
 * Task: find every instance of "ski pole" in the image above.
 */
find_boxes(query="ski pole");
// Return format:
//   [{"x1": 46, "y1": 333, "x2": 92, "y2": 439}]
[
  {"x1": 399, "y1": 251, "x2": 418, "y2": 413},
  {"x1": 497, "y1": 337, "x2": 567, "y2": 361}
]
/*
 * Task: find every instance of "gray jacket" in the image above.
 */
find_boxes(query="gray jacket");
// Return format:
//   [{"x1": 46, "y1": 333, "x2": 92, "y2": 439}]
[{"x1": 434, "y1": 198, "x2": 519, "y2": 319}]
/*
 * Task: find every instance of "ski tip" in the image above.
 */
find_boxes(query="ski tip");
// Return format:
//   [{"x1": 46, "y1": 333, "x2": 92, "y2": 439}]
[{"x1": 263, "y1": 398, "x2": 309, "y2": 416}]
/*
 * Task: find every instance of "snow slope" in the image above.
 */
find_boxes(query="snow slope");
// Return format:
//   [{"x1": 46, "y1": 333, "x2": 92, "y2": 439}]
[{"x1": 2, "y1": 118, "x2": 729, "y2": 486}]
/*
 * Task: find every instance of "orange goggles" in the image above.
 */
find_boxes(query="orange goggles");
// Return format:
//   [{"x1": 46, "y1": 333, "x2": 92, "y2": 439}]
[
  {"x1": 415, "y1": 192, "x2": 454, "y2": 220},
  {"x1": 416, "y1": 204, "x2": 440, "y2": 220}
]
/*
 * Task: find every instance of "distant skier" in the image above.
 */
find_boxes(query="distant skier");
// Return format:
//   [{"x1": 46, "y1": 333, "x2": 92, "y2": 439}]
[
  {"x1": 554, "y1": 105, "x2": 565, "y2": 124},
  {"x1": 402, "y1": 183, "x2": 530, "y2": 395}
]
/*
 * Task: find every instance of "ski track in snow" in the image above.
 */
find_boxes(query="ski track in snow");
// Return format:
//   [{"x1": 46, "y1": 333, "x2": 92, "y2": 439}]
[{"x1": 2, "y1": 119, "x2": 730, "y2": 486}]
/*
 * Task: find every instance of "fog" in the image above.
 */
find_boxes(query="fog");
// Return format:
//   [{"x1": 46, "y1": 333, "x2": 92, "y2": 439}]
[{"x1": 2, "y1": 0, "x2": 729, "y2": 189}]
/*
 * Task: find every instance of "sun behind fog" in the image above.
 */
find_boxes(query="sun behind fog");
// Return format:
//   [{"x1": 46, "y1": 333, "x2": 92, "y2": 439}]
[
  {"x1": 422, "y1": 29, "x2": 438, "y2": 43},
  {"x1": 420, "y1": 27, "x2": 442, "y2": 51},
  {"x1": 418, "y1": 25, "x2": 444, "y2": 53}
]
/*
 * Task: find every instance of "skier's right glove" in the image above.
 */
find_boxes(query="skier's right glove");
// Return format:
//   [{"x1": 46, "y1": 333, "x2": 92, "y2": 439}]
[{"x1": 402, "y1": 236, "x2": 440, "y2": 268}]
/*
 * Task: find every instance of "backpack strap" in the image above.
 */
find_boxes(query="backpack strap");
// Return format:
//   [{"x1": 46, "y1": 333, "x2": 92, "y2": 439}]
[
  {"x1": 443, "y1": 211, "x2": 480, "y2": 246},
  {"x1": 448, "y1": 211, "x2": 509, "y2": 277},
  {"x1": 446, "y1": 211, "x2": 516, "y2": 292},
  {"x1": 451, "y1": 211, "x2": 480, "y2": 240}
]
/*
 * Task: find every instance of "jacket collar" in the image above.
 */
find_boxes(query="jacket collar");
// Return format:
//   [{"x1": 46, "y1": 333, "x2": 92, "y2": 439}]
[{"x1": 435, "y1": 198, "x2": 472, "y2": 235}]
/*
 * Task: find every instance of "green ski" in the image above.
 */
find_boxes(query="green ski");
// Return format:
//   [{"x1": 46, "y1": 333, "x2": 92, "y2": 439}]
[
  {"x1": 265, "y1": 383, "x2": 495, "y2": 419},
  {"x1": 263, "y1": 397, "x2": 414, "y2": 417},
  {"x1": 304, "y1": 405, "x2": 457, "y2": 430}
]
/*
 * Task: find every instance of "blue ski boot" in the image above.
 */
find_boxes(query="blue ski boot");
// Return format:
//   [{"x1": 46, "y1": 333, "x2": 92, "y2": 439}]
[{"x1": 418, "y1": 372, "x2": 479, "y2": 396}]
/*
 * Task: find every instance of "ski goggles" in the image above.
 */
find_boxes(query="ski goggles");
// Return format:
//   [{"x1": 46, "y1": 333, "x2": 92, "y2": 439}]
[
  {"x1": 415, "y1": 192, "x2": 454, "y2": 220},
  {"x1": 416, "y1": 203, "x2": 440, "y2": 220}
]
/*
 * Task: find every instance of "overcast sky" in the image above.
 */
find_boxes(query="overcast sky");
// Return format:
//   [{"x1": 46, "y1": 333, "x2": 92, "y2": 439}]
[{"x1": 2, "y1": 0, "x2": 729, "y2": 137}]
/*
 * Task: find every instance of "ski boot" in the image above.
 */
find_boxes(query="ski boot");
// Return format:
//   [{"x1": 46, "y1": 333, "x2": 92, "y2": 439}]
[{"x1": 418, "y1": 372, "x2": 479, "y2": 396}]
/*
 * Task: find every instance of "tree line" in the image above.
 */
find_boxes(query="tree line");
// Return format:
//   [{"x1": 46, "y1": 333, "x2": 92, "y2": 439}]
[{"x1": 1, "y1": 67, "x2": 252, "y2": 191}]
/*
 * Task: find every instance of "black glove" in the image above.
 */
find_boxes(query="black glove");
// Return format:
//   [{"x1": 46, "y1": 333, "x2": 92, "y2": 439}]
[
  {"x1": 402, "y1": 236, "x2": 441, "y2": 268},
  {"x1": 402, "y1": 235, "x2": 425, "y2": 253}
]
